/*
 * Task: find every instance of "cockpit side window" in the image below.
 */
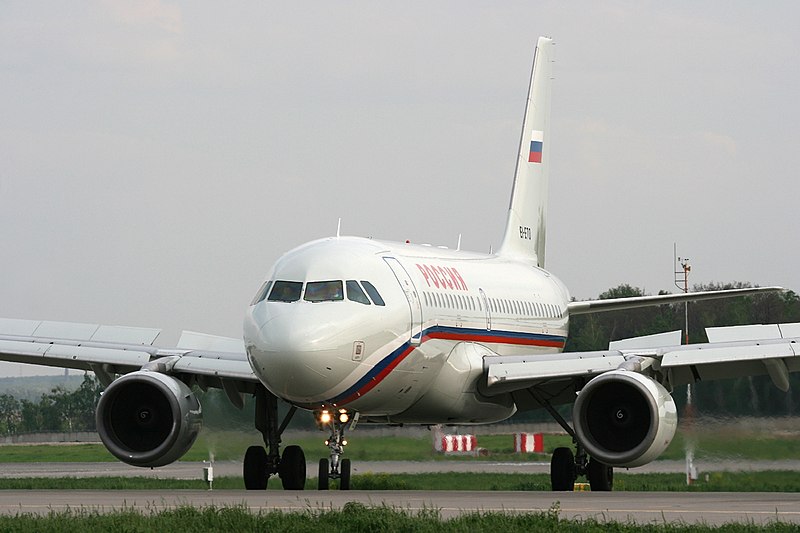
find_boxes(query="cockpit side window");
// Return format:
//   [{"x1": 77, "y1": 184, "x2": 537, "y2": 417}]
[
  {"x1": 346, "y1": 280, "x2": 371, "y2": 305},
  {"x1": 250, "y1": 280, "x2": 273, "y2": 306},
  {"x1": 361, "y1": 281, "x2": 385, "y2": 306},
  {"x1": 267, "y1": 280, "x2": 303, "y2": 302},
  {"x1": 304, "y1": 280, "x2": 344, "y2": 302}
]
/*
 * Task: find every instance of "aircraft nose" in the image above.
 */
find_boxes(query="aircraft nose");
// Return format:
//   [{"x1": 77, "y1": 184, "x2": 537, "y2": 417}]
[{"x1": 248, "y1": 310, "x2": 351, "y2": 403}]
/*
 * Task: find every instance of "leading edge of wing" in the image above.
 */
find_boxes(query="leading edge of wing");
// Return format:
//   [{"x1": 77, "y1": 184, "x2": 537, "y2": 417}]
[
  {"x1": 567, "y1": 286, "x2": 784, "y2": 316},
  {"x1": 485, "y1": 351, "x2": 626, "y2": 394},
  {"x1": 0, "y1": 317, "x2": 258, "y2": 388},
  {"x1": 485, "y1": 328, "x2": 800, "y2": 397}
]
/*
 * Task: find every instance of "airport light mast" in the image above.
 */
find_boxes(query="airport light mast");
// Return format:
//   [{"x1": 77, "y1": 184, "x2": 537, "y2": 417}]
[{"x1": 674, "y1": 244, "x2": 697, "y2": 485}]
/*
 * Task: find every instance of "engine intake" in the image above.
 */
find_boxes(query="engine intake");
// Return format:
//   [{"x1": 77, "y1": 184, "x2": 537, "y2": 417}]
[
  {"x1": 96, "y1": 371, "x2": 202, "y2": 467},
  {"x1": 573, "y1": 370, "x2": 677, "y2": 468}
]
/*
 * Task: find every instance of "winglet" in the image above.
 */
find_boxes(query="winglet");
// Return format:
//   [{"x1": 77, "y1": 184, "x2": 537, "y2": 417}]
[{"x1": 497, "y1": 36, "x2": 554, "y2": 266}]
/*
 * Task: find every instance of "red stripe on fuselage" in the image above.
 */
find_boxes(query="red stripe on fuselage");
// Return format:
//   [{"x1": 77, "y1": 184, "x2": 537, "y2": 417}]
[{"x1": 425, "y1": 330, "x2": 565, "y2": 348}]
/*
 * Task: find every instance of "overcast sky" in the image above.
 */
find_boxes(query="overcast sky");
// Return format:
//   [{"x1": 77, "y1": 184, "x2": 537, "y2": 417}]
[{"x1": 1, "y1": 2, "x2": 798, "y2": 376}]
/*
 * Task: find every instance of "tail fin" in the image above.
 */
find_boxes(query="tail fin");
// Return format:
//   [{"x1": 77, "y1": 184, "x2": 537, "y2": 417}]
[{"x1": 497, "y1": 36, "x2": 554, "y2": 267}]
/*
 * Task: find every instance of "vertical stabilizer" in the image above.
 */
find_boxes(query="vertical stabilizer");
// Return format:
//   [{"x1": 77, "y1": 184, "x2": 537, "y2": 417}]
[{"x1": 497, "y1": 37, "x2": 554, "y2": 267}]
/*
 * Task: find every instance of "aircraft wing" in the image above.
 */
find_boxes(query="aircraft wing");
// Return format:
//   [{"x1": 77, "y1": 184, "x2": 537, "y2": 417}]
[
  {"x1": 483, "y1": 322, "x2": 800, "y2": 410},
  {"x1": 0, "y1": 317, "x2": 258, "y2": 408},
  {"x1": 566, "y1": 286, "x2": 783, "y2": 315}
]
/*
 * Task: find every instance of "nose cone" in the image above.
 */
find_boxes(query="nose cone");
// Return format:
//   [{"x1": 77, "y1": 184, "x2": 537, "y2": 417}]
[{"x1": 245, "y1": 307, "x2": 355, "y2": 404}]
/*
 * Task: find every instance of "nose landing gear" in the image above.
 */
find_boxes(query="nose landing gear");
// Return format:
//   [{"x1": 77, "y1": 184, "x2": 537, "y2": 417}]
[{"x1": 316, "y1": 408, "x2": 353, "y2": 490}]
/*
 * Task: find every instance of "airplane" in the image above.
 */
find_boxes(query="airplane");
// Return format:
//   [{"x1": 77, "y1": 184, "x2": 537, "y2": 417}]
[{"x1": 0, "y1": 36, "x2": 795, "y2": 492}]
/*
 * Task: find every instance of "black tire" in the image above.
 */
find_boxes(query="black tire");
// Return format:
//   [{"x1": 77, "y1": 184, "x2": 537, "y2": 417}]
[
  {"x1": 550, "y1": 447, "x2": 576, "y2": 491},
  {"x1": 587, "y1": 457, "x2": 614, "y2": 491},
  {"x1": 340, "y1": 458, "x2": 351, "y2": 490},
  {"x1": 280, "y1": 445, "x2": 306, "y2": 490},
  {"x1": 243, "y1": 445, "x2": 268, "y2": 490},
  {"x1": 318, "y1": 458, "x2": 329, "y2": 490}
]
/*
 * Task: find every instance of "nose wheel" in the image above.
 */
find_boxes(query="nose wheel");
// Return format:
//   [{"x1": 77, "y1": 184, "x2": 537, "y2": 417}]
[{"x1": 316, "y1": 408, "x2": 353, "y2": 490}]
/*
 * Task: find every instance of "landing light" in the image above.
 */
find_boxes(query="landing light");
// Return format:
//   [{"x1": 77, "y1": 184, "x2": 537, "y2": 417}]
[
  {"x1": 320, "y1": 410, "x2": 332, "y2": 424},
  {"x1": 338, "y1": 412, "x2": 349, "y2": 423}
]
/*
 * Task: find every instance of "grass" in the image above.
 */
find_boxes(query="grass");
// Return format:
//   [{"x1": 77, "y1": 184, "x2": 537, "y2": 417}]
[
  {"x1": 1, "y1": 471, "x2": 800, "y2": 491},
  {"x1": 661, "y1": 430, "x2": 800, "y2": 461},
  {"x1": 0, "y1": 503, "x2": 796, "y2": 532}
]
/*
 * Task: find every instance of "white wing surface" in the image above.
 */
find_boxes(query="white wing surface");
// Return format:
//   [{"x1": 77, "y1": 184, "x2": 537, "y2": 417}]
[
  {"x1": 0, "y1": 317, "x2": 258, "y2": 405},
  {"x1": 483, "y1": 322, "x2": 800, "y2": 408}
]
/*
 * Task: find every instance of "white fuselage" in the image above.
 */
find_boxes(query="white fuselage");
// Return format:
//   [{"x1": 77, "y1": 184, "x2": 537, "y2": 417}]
[{"x1": 243, "y1": 236, "x2": 570, "y2": 424}]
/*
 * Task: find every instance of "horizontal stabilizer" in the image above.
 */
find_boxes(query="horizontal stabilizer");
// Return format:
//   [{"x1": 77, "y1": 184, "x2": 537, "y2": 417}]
[{"x1": 568, "y1": 286, "x2": 784, "y2": 316}]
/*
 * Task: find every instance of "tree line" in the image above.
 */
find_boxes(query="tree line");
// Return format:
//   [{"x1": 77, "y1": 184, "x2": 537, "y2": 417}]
[
  {"x1": 566, "y1": 283, "x2": 800, "y2": 417},
  {"x1": 0, "y1": 374, "x2": 102, "y2": 435}
]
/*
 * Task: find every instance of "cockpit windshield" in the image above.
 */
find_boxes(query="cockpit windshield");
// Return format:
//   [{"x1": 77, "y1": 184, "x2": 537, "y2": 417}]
[
  {"x1": 268, "y1": 280, "x2": 303, "y2": 302},
  {"x1": 304, "y1": 280, "x2": 344, "y2": 302},
  {"x1": 361, "y1": 280, "x2": 385, "y2": 306},
  {"x1": 346, "y1": 280, "x2": 370, "y2": 304},
  {"x1": 250, "y1": 280, "x2": 273, "y2": 306},
  {"x1": 259, "y1": 279, "x2": 384, "y2": 305}
]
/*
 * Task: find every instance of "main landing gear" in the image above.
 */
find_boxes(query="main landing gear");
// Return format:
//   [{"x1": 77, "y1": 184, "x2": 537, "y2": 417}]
[
  {"x1": 550, "y1": 445, "x2": 613, "y2": 491},
  {"x1": 532, "y1": 390, "x2": 614, "y2": 491},
  {"x1": 243, "y1": 387, "x2": 306, "y2": 490},
  {"x1": 316, "y1": 408, "x2": 352, "y2": 490}
]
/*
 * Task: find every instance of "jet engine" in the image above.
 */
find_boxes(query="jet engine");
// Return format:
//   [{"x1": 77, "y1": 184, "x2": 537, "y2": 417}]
[
  {"x1": 96, "y1": 371, "x2": 202, "y2": 467},
  {"x1": 573, "y1": 370, "x2": 677, "y2": 468}
]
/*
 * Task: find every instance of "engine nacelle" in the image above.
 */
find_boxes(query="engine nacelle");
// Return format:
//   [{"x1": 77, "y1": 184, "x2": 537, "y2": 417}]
[
  {"x1": 96, "y1": 371, "x2": 202, "y2": 467},
  {"x1": 573, "y1": 370, "x2": 677, "y2": 468}
]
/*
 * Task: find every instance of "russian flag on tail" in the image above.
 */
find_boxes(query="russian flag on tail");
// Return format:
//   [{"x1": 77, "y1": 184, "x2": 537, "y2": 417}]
[{"x1": 528, "y1": 130, "x2": 543, "y2": 163}]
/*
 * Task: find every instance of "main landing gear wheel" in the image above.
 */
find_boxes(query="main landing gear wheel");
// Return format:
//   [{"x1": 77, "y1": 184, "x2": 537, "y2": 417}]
[
  {"x1": 279, "y1": 445, "x2": 306, "y2": 490},
  {"x1": 587, "y1": 457, "x2": 614, "y2": 491},
  {"x1": 243, "y1": 445, "x2": 268, "y2": 490},
  {"x1": 550, "y1": 447, "x2": 577, "y2": 491}
]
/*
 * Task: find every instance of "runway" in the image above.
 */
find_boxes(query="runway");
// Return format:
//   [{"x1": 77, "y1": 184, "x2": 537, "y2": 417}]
[
  {"x1": 0, "y1": 489, "x2": 798, "y2": 525},
  {"x1": 2, "y1": 461, "x2": 800, "y2": 525}
]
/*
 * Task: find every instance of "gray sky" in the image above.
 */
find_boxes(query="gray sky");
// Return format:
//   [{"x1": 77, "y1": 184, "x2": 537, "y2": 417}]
[{"x1": 1, "y1": 2, "x2": 798, "y2": 376}]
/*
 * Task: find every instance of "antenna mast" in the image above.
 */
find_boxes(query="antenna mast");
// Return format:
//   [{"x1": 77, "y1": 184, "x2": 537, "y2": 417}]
[
  {"x1": 673, "y1": 243, "x2": 691, "y2": 345},
  {"x1": 674, "y1": 243, "x2": 697, "y2": 486}
]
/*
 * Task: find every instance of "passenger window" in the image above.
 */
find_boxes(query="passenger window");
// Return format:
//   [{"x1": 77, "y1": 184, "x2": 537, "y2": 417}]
[
  {"x1": 268, "y1": 281, "x2": 303, "y2": 302},
  {"x1": 361, "y1": 281, "x2": 385, "y2": 306},
  {"x1": 346, "y1": 280, "x2": 371, "y2": 305},
  {"x1": 250, "y1": 280, "x2": 273, "y2": 306},
  {"x1": 305, "y1": 280, "x2": 344, "y2": 302}
]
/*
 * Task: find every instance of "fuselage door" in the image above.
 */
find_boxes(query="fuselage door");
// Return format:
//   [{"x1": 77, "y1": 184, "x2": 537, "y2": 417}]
[
  {"x1": 383, "y1": 257, "x2": 423, "y2": 345},
  {"x1": 479, "y1": 287, "x2": 492, "y2": 331}
]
